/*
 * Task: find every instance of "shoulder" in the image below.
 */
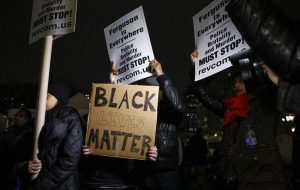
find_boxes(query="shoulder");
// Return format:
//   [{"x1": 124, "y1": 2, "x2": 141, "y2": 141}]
[
  {"x1": 57, "y1": 106, "x2": 81, "y2": 122},
  {"x1": 56, "y1": 106, "x2": 83, "y2": 136},
  {"x1": 45, "y1": 106, "x2": 82, "y2": 132}
]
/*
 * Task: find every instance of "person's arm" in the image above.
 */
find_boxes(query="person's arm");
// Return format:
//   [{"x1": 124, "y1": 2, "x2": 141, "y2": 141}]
[
  {"x1": 226, "y1": 0, "x2": 300, "y2": 83},
  {"x1": 31, "y1": 113, "x2": 83, "y2": 190},
  {"x1": 149, "y1": 59, "x2": 185, "y2": 112},
  {"x1": 263, "y1": 64, "x2": 300, "y2": 114},
  {"x1": 189, "y1": 49, "x2": 226, "y2": 116}
]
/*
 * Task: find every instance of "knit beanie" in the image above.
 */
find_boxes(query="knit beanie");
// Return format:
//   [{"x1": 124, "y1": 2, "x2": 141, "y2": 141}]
[{"x1": 48, "y1": 82, "x2": 71, "y2": 105}]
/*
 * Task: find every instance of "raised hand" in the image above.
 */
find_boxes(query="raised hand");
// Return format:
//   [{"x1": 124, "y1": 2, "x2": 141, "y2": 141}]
[
  {"x1": 190, "y1": 48, "x2": 199, "y2": 65},
  {"x1": 149, "y1": 59, "x2": 164, "y2": 76}
]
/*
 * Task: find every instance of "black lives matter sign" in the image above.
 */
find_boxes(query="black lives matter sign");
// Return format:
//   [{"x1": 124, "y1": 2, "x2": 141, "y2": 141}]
[{"x1": 86, "y1": 83, "x2": 159, "y2": 160}]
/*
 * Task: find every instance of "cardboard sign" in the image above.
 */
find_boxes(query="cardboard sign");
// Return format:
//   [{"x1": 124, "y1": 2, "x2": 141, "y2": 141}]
[
  {"x1": 104, "y1": 6, "x2": 154, "y2": 84},
  {"x1": 29, "y1": 0, "x2": 77, "y2": 44},
  {"x1": 86, "y1": 83, "x2": 159, "y2": 160},
  {"x1": 192, "y1": 0, "x2": 250, "y2": 81}
]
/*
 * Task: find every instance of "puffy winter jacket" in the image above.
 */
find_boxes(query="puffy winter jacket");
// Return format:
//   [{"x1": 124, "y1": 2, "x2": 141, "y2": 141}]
[
  {"x1": 226, "y1": 0, "x2": 300, "y2": 84},
  {"x1": 31, "y1": 106, "x2": 83, "y2": 190}
]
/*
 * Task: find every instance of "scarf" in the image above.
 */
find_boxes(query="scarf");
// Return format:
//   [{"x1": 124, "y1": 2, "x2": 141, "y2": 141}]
[{"x1": 221, "y1": 93, "x2": 249, "y2": 128}]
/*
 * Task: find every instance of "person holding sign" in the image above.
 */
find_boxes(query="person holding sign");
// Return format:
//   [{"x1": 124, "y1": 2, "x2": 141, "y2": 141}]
[
  {"x1": 78, "y1": 66, "x2": 158, "y2": 190},
  {"x1": 190, "y1": 49, "x2": 289, "y2": 190},
  {"x1": 18, "y1": 82, "x2": 83, "y2": 190},
  {"x1": 80, "y1": 141, "x2": 158, "y2": 189},
  {"x1": 80, "y1": 144, "x2": 158, "y2": 189},
  {"x1": 129, "y1": 59, "x2": 185, "y2": 190}
]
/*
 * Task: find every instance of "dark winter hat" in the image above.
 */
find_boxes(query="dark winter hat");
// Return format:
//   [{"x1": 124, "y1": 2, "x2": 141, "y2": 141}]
[{"x1": 48, "y1": 82, "x2": 71, "y2": 104}]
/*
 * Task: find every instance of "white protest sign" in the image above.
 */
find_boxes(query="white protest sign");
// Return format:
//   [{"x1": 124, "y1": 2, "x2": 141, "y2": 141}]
[
  {"x1": 29, "y1": 0, "x2": 77, "y2": 44},
  {"x1": 104, "y1": 6, "x2": 154, "y2": 84},
  {"x1": 193, "y1": 0, "x2": 250, "y2": 81}
]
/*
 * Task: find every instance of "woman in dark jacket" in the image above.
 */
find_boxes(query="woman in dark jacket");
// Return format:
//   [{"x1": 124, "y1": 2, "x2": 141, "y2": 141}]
[
  {"x1": 190, "y1": 49, "x2": 289, "y2": 190},
  {"x1": 19, "y1": 82, "x2": 83, "y2": 190}
]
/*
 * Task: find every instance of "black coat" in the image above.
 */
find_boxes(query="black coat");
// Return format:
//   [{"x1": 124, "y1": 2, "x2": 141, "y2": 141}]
[
  {"x1": 132, "y1": 74, "x2": 185, "y2": 190},
  {"x1": 134, "y1": 74, "x2": 185, "y2": 172},
  {"x1": 192, "y1": 82, "x2": 289, "y2": 189},
  {"x1": 153, "y1": 74, "x2": 185, "y2": 170},
  {"x1": 30, "y1": 106, "x2": 83, "y2": 190}
]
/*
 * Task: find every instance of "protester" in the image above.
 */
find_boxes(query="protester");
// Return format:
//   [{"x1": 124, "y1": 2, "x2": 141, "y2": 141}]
[
  {"x1": 189, "y1": 49, "x2": 289, "y2": 190},
  {"x1": 79, "y1": 67, "x2": 158, "y2": 190},
  {"x1": 16, "y1": 82, "x2": 83, "y2": 190},
  {"x1": 126, "y1": 59, "x2": 185, "y2": 190},
  {"x1": 80, "y1": 145, "x2": 158, "y2": 189},
  {"x1": 225, "y1": 2, "x2": 300, "y2": 187},
  {"x1": 108, "y1": 60, "x2": 185, "y2": 189},
  {"x1": 0, "y1": 108, "x2": 33, "y2": 189}
]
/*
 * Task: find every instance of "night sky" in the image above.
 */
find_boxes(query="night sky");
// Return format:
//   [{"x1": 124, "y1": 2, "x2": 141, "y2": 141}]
[
  {"x1": 2, "y1": 0, "x2": 300, "y2": 109},
  {"x1": 2, "y1": 0, "x2": 207, "y2": 94}
]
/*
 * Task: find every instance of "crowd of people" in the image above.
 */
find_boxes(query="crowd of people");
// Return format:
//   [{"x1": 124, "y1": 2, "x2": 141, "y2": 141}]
[{"x1": 0, "y1": 0, "x2": 300, "y2": 189}]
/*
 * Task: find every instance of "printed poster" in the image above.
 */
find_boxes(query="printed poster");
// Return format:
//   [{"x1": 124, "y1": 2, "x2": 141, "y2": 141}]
[
  {"x1": 193, "y1": 0, "x2": 250, "y2": 81},
  {"x1": 104, "y1": 6, "x2": 154, "y2": 84}
]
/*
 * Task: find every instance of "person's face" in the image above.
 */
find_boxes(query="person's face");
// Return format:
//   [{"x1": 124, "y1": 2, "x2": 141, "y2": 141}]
[
  {"x1": 46, "y1": 93, "x2": 58, "y2": 111},
  {"x1": 14, "y1": 111, "x2": 29, "y2": 126},
  {"x1": 233, "y1": 78, "x2": 246, "y2": 96}
]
